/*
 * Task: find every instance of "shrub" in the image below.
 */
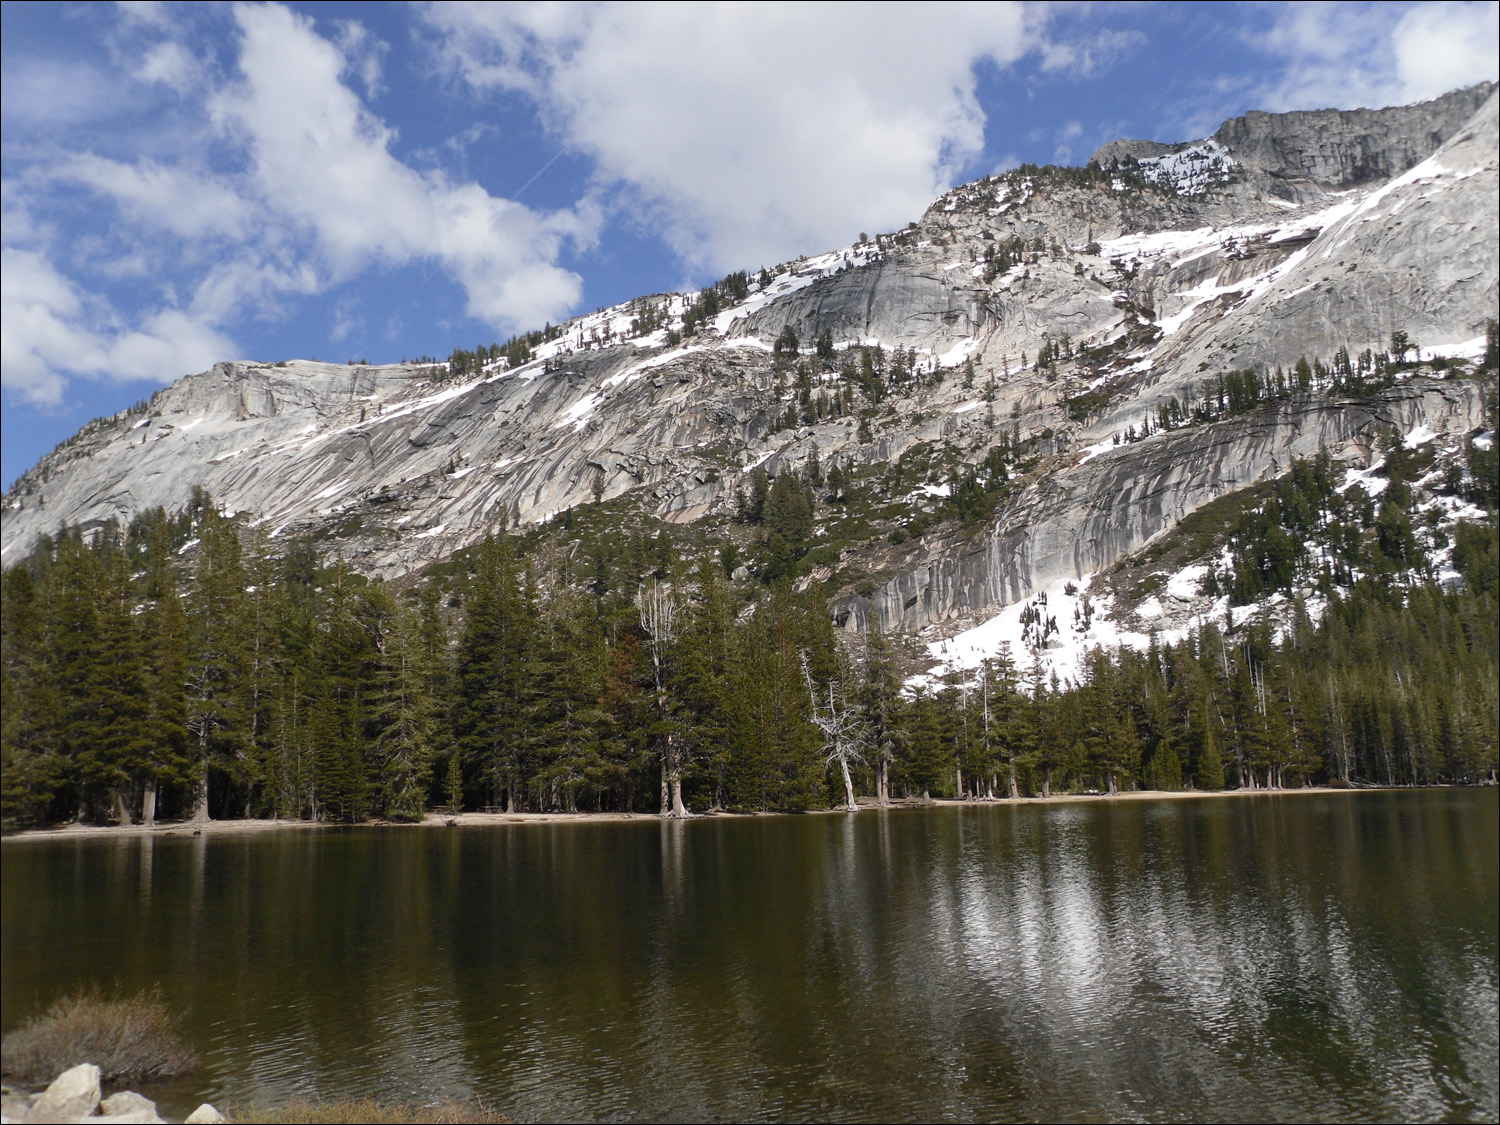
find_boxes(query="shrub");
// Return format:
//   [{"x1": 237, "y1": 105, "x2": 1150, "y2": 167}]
[
  {"x1": 0, "y1": 986, "x2": 196, "y2": 1084},
  {"x1": 233, "y1": 1098, "x2": 509, "y2": 1123}
]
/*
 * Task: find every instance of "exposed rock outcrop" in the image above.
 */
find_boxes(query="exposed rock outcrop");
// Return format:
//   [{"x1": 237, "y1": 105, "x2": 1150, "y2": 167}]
[
  {"x1": 836, "y1": 378, "x2": 1490, "y2": 635},
  {"x1": 1093, "y1": 82, "x2": 1494, "y2": 197},
  {"x1": 3, "y1": 85, "x2": 1495, "y2": 655}
]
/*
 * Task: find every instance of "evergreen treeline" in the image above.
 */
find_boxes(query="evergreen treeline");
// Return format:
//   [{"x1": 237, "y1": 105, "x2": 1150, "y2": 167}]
[
  {"x1": 1200, "y1": 432, "x2": 1497, "y2": 606},
  {"x1": 3, "y1": 477, "x2": 1495, "y2": 830},
  {"x1": 1119, "y1": 323, "x2": 1499, "y2": 445}
]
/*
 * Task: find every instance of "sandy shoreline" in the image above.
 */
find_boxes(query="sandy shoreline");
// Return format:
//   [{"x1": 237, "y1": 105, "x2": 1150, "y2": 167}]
[{"x1": 0, "y1": 783, "x2": 1439, "y2": 843}]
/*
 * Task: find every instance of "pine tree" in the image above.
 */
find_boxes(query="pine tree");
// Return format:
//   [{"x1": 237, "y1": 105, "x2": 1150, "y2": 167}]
[
  {"x1": 312, "y1": 562, "x2": 382, "y2": 821},
  {"x1": 1196, "y1": 712, "x2": 1226, "y2": 790},
  {"x1": 137, "y1": 510, "x2": 190, "y2": 825},
  {"x1": 456, "y1": 536, "x2": 532, "y2": 810},
  {"x1": 528, "y1": 584, "x2": 607, "y2": 813},
  {"x1": 676, "y1": 558, "x2": 737, "y2": 810},
  {"x1": 1, "y1": 564, "x2": 63, "y2": 827},
  {"x1": 51, "y1": 529, "x2": 105, "y2": 819},
  {"x1": 901, "y1": 688, "x2": 953, "y2": 803},
  {"x1": 185, "y1": 505, "x2": 251, "y2": 821},
  {"x1": 859, "y1": 624, "x2": 903, "y2": 804},
  {"x1": 372, "y1": 588, "x2": 438, "y2": 821},
  {"x1": 84, "y1": 542, "x2": 152, "y2": 823}
]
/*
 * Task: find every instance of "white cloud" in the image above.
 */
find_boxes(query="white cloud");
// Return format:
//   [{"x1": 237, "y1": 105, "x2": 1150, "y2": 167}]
[
  {"x1": 331, "y1": 302, "x2": 363, "y2": 343},
  {"x1": 0, "y1": 248, "x2": 234, "y2": 406},
  {"x1": 132, "y1": 39, "x2": 204, "y2": 93},
  {"x1": 1037, "y1": 27, "x2": 1146, "y2": 75},
  {"x1": 2, "y1": 2, "x2": 594, "y2": 404},
  {"x1": 50, "y1": 154, "x2": 254, "y2": 241},
  {"x1": 208, "y1": 3, "x2": 586, "y2": 328},
  {"x1": 1392, "y1": 2, "x2": 1500, "y2": 101},
  {"x1": 1252, "y1": 1, "x2": 1498, "y2": 113},
  {"x1": 1052, "y1": 120, "x2": 1085, "y2": 163},
  {"x1": 0, "y1": 59, "x2": 136, "y2": 131},
  {"x1": 422, "y1": 2, "x2": 1048, "y2": 273},
  {"x1": 333, "y1": 19, "x2": 389, "y2": 100}
]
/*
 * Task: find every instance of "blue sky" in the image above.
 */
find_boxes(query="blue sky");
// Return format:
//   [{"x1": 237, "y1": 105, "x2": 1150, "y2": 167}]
[{"x1": 3, "y1": 1, "x2": 1497, "y2": 488}]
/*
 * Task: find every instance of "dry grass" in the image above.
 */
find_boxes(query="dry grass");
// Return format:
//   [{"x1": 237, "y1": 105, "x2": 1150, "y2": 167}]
[
  {"x1": 0, "y1": 985, "x2": 196, "y2": 1084},
  {"x1": 232, "y1": 1097, "x2": 510, "y2": 1123}
]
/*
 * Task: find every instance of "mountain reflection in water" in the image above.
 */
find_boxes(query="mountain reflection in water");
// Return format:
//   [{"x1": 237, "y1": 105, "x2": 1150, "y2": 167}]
[{"x1": 3, "y1": 790, "x2": 1496, "y2": 1123}]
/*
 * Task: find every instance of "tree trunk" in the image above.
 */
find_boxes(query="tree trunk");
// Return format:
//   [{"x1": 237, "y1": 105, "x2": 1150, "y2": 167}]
[
  {"x1": 922, "y1": 785, "x2": 932, "y2": 805},
  {"x1": 1042, "y1": 769, "x2": 1052, "y2": 799},
  {"x1": 193, "y1": 720, "x2": 212, "y2": 822},
  {"x1": 955, "y1": 767, "x2": 964, "y2": 800},
  {"x1": 876, "y1": 758, "x2": 889, "y2": 806},
  {"x1": 192, "y1": 772, "x2": 211, "y2": 822},
  {"x1": 840, "y1": 759, "x2": 858, "y2": 811},
  {"x1": 1008, "y1": 764, "x2": 1020, "y2": 800},
  {"x1": 141, "y1": 776, "x2": 158, "y2": 827},
  {"x1": 1106, "y1": 770, "x2": 1118, "y2": 797},
  {"x1": 115, "y1": 786, "x2": 134, "y2": 827},
  {"x1": 663, "y1": 733, "x2": 688, "y2": 818}
]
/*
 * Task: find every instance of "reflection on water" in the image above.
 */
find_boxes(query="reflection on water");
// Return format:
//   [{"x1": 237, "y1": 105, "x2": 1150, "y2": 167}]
[{"x1": 3, "y1": 791, "x2": 1496, "y2": 1123}]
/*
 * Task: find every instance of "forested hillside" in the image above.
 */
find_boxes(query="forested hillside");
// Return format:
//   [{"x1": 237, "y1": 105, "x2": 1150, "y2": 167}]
[
  {"x1": 4, "y1": 87, "x2": 1497, "y2": 829},
  {"x1": 3, "y1": 399, "x2": 1494, "y2": 828}
]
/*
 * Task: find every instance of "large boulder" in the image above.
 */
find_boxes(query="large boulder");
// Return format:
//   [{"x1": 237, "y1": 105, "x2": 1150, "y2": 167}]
[
  {"x1": 31, "y1": 1064, "x2": 100, "y2": 1120},
  {"x1": 183, "y1": 1105, "x2": 225, "y2": 1125},
  {"x1": 98, "y1": 1090, "x2": 164, "y2": 1123}
]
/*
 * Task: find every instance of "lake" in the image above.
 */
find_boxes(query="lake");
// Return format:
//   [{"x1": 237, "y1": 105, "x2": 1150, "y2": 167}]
[{"x1": 3, "y1": 790, "x2": 1497, "y2": 1122}]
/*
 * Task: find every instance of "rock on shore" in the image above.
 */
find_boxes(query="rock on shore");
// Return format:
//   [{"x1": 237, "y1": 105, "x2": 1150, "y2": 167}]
[{"x1": 0, "y1": 1063, "x2": 219, "y2": 1125}]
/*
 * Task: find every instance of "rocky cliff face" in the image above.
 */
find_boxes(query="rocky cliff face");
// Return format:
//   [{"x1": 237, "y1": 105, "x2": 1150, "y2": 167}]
[
  {"x1": 5, "y1": 85, "x2": 1496, "y2": 657},
  {"x1": 1094, "y1": 83, "x2": 1493, "y2": 195},
  {"x1": 840, "y1": 378, "x2": 1489, "y2": 636}
]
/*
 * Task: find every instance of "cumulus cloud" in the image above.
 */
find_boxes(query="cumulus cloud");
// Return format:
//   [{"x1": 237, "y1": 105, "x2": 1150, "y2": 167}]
[
  {"x1": 213, "y1": 3, "x2": 586, "y2": 327},
  {"x1": 1252, "y1": 1, "x2": 1498, "y2": 113},
  {"x1": 422, "y1": 2, "x2": 1046, "y2": 273},
  {"x1": 0, "y1": 249, "x2": 234, "y2": 406},
  {"x1": 1, "y1": 2, "x2": 590, "y2": 404},
  {"x1": 19, "y1": 0, "x2": 1478, "y2": 415},
  {"x1": 1391, "y1": 2, "x2": 1500, "y2": 100}
]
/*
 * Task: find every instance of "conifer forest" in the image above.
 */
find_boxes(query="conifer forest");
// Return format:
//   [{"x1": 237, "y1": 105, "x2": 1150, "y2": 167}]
[{"x1": 3, "y1": 393, "x2": 1495, "y2": 830}]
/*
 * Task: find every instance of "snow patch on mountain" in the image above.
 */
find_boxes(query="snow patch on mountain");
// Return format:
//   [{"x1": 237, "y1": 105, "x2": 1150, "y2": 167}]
[
  {"x1": 918, "y1": 573, "x2": 1175, "y2": 691},
  {"x1": 1134, "y1": 141, "x2": 1235, "y2": 196}
]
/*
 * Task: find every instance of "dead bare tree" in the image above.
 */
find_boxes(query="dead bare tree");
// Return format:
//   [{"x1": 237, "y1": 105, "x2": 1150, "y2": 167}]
[
  {"x1": 637, "y1": 579, "x2": 688, "y2": 817},
  {"x1": 801, "y1": 651, "x2": 868, "y2": 812}
]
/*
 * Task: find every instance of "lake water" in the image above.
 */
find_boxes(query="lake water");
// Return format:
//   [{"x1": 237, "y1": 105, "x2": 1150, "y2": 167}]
[{"x1": 3, "y1": 790, "x2": 1497, "y2": 1123}]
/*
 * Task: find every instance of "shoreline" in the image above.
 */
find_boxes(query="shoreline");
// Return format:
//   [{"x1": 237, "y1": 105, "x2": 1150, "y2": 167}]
[{"x1": 2, "y1": 783, "x2": 1471, "y2": 843}]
